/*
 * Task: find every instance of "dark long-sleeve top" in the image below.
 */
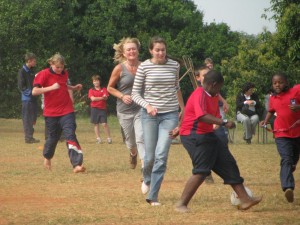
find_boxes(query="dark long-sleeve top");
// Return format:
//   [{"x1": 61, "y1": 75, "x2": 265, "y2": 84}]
[
  {"x1": 236, "y1": 92, "x2": 260, "y2": 114},
  {"x1": 17, "y1": 65, "x2": 36, "y2": 101}
]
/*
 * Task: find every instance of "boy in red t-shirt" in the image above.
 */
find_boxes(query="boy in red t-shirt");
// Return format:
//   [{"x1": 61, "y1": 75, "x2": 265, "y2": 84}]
[
  {"x1": 170, "y1": 70, "x2": 262, "y2": 213},
  {"x1": 88, "y1": 75, "x2": 112, "y2": 144},
  {"x1": 261, "y1": 73, "x2": 300, "y2": 203},
  {"x1": 32, "y1": 53, "x2": 86, "y2": 173}
]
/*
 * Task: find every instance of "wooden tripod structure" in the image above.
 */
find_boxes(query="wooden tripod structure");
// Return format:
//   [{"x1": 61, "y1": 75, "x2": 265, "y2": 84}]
[{"x1": 179, "y1": 55, "x2": 198, "y2": 90}]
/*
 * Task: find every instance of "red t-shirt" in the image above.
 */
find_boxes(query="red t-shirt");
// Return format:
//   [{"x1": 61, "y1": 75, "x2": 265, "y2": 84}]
[
  {"x1": 269, "y1": 84, "x2": 300, "y2": 138},
  {"x1": 34, "y1": 68, "x2": 74, "y2": 117},
  {"x1": 88, "y1": 87, "x2": 109, "y2": 109},
  {"x1": 180, "y1": 87, "x2": 221, "y2": 135}
]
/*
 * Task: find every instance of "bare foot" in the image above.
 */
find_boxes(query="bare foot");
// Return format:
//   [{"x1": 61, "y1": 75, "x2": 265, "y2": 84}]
[
  {"x1": 175, "y1": 202, "x2": 191, "y2": 213},
  {"x1": 44, "y1": 158, "x2": 51, "y2": 171},
  {"x1": 73, "y1": 165, "x2": 86, "y2": 173},
  {"x1": 238, "y1": 196, "x2": 262, "y2": 210}
]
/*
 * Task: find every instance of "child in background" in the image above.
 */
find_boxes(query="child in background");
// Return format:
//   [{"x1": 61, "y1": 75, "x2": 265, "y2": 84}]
[
  {"x1": 88, "y1": 75, "x2": 112, "y2": 144},
  {"x1": 17, "y1": 52, "x2": 39, "y2": 144},
  {"x1": 260, "y1": 73, "x2": 300, "y2": 203},
  {"x1": 32, "y1": 53, "x2": 86, "y2": 173}
]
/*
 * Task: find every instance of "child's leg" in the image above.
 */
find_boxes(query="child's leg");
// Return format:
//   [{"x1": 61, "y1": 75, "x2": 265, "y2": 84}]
[
  {"x1": 94, "y1": 123, "x2": 100, "y2": 139},
  {"x1": 60, "y1": 113, "x2": 85, "y2": 172},
  {"x1": 231, "y1": 184, "x2": 262, "y2": 210},
  {"x1": 43, "y1": 117, "x2": 61, "y2": 170},
  {"x1": 213, "y1": 141, "x2": 262, "y2": 210},
  {"x1": 275, "y1": 138, "x2": 296, "y2": 191},
  {"x1": 101, "y1": 123, "x2": 111, "y2": 139},
  {"x1": 175, "y1": 174, "x2": 206, "y2": 212}
]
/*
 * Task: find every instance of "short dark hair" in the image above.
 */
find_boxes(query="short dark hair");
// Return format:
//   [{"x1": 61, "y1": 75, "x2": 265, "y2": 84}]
[
  {"x1": 203, "y1": 70, "x2": 224, "y2": 84},
  {"x1": 273, "y1": 72, "x2": 288, "y2": 82},
  {"x1": 24, "y1": 52, "x2": 36, "y2": 62},
  {"x1": 195, "y1": 66, "x2": 209, "y2": 77},
  {"x1": 242, "y1": 82, "x2": 255, "y2": 94}
]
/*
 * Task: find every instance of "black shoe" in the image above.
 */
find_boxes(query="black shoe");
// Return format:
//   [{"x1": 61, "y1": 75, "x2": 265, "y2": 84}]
[
  {"x1": 285, "y1": 188, "x2": 294, "y2": 203},
  {"x1": 25, "y1": 138, "x2": 40, "y2": 144}
]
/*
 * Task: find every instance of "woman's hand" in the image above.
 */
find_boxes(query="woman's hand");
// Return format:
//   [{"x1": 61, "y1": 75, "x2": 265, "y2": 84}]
[
  {"x1": 146, "y1": 104, "x2": 157, "y2": 116},
  {"x1": 169, "y1": 126, "x2": 179, "y2": 139},
  {"x1": 121, "y1": 94, "x2": 133, "y2": 105}
]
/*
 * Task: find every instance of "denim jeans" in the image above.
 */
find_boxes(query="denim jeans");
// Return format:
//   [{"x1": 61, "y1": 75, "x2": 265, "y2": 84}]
[{"x1": 141, "y1": 109, "x2": 178, "y2": 202}]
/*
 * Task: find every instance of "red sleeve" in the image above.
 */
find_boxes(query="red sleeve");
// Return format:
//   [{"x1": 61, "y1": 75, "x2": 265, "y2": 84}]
[{"x1": 269, "y1": 96, "x2": 275, "y2": 112}]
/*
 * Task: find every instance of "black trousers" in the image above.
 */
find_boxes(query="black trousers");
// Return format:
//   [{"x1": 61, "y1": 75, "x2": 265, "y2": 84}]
[
  {"x1": 44, "y1": 112, "x2": 83, "y2": 168},
  {"x1": 22, "y1": 100, "x2": 38, "y2": 141}
]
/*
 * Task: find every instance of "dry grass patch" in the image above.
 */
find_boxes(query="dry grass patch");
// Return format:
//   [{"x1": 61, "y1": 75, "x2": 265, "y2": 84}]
[{"x1": 0, "y1": 117, "x2": 299, "y2": 225}]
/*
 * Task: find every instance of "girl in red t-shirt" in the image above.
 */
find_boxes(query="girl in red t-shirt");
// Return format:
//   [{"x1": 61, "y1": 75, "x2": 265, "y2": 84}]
[{"x1": 32, "y1": 53, "x2": 86, "y2": 173}]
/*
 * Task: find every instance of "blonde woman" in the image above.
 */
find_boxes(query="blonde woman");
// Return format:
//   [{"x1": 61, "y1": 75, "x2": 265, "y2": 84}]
[
  {"x1": 32, "y1": 53, "x2": 85, "y2": 173},
  {"x1": 107, "y1": 38, "x2": 145, "y2": 171}
]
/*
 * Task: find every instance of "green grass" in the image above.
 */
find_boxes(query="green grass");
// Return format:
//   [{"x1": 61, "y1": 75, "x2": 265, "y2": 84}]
[{"x1": 0, "y1": 117, "x2": 299, "y2": 225}]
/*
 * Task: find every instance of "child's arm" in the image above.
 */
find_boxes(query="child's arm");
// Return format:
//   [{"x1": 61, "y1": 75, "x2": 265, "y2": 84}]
[
  {"x1": 68, "y1": 84, "x2": 82, "y2": 91},
  {"x1": 289, "y1": 104, "x2": 300, "y2": 112},
  {"x1": 32, "y1": 83, "x2": 60, "y2": 96},
  {"x1": 218, "y1": 94, "x2": 229, "y2": 113},
  {"x1": 259, "y1": 111, "x2": 274, "y2": 127},
  {"x1": 90, "y1": 96, "x2": 107, "y2": 101}
]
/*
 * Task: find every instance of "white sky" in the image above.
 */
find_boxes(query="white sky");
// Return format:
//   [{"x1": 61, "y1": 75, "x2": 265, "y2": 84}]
[{"x1": 193, "y1": 0, "x2": 276, "y2": 35}]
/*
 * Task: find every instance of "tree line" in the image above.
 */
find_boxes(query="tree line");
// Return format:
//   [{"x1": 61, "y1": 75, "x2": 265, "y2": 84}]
[{"x1": 0, "y1": 0, "x2": 299, "y2": 118}]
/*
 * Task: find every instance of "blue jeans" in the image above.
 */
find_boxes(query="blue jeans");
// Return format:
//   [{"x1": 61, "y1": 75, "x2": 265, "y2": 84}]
[{"x1": 141, "y1": 109, "x2": 178, "y2": 202}]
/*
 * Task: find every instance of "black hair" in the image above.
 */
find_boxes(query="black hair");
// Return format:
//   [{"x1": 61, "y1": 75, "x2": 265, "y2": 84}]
[
  {"x1": 272, "y1": 72, "x2": 288, "y2": 82},
  {"x1": 272, "y1": 72, "x2": 289, "y2": 92},
  {"x1": 241, "y1": 82, "x2": 255, "y2": 94},
  {"x1": 203, "y1": 70, "x2": 224, "y2": 84}
]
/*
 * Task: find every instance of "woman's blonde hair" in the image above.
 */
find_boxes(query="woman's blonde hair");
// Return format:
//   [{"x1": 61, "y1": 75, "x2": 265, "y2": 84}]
[
  {"x1": 47, "y1": 53, "x2": 66, "y2": 65},
  {"x1": 113, "y1": 37, "x2": 140, "y2": 64}
]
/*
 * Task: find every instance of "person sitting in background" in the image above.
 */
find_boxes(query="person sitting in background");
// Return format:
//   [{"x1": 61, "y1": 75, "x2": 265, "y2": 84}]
[{"x1": 236, "y1": 82, "x2": 261, "y2": 144}]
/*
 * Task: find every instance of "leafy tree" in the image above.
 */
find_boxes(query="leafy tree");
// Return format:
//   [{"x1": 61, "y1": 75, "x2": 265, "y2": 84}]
[{"x1": 0, "y1": 0, "x2": 248, "y2": 118}]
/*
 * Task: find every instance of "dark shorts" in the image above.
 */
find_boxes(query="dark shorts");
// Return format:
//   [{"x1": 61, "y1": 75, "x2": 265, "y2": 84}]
[
  {"x1": 180, "y1": 132, "x2": 244, "y2": 184},
  {"x1": 90, "y1": 108, "x2": 107, "y2": 124}
]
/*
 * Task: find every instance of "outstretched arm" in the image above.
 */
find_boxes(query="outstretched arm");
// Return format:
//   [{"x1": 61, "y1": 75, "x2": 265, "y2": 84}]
[{"x1": 32, "y1": 83, "x2": 60, "y2": 96}]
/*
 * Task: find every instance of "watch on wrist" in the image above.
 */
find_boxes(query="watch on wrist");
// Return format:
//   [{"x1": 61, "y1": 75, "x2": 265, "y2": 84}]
[{"x1": 221, "y1": 119, "x2": 228, "y2": 126}]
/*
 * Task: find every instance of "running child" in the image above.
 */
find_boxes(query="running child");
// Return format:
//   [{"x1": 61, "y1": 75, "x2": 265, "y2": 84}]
[
  {"x1": 32, "y1": 53, "x2": 86, "y2": 173},
  {"x1": 260, "y1": 72, "x2": 300, "y2": 202}
]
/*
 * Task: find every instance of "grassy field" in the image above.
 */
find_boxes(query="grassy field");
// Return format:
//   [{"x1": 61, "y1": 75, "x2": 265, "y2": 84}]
[{"x1": 0, "y1": 117, "x2": 299, "y2": 225}]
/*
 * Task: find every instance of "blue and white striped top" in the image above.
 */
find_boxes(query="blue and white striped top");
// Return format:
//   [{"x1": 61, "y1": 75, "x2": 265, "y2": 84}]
[{"x1": 131, "y1": 58, "x2": 180, "y2": 114}]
